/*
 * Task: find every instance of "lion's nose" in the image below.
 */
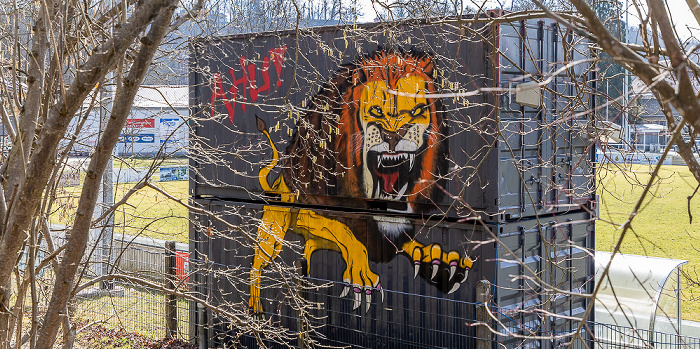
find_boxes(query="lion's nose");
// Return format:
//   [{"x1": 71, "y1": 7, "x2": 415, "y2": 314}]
[{"x1": 382, "y1": 131, "x2": 399, "y2": 152}]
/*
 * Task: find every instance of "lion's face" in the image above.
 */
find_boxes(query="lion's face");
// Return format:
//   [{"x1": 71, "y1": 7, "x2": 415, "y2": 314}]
[
  {"x1": 283, "y1": 50, "x2": 445, "y2": 211},
  {"x1": 355, "y1": 53, "x2": 438, "y2": 202}
]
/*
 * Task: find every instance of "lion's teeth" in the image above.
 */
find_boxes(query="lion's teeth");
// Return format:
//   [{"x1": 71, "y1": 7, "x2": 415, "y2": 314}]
[
  {"x1": 397, "y1": 183, "x2": 408, "y2": 197},
  {"x1": 409, "y1": 154, "x2": 415, "y2": 170}
]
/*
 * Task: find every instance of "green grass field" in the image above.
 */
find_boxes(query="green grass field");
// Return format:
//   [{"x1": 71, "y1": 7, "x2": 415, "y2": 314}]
[
  {"x1": 51, "y1": 177, "x2": 189, "y2": 244},
  {"x1": 113, "y1": 180, "x2": 189, "y2": 243},
  {"x1": 597, "y1": 164, "x2": 700, "y2": 321},
  {"x1": 114, "y1": 157, "x2": 188, "y2": 169}
]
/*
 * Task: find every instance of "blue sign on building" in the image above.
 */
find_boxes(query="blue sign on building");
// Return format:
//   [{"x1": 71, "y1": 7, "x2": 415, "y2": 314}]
[
  {"x1": 120, "y1": 133, "x2": 155, "y2": 143},
  {"x1": 160, "y1": 118, "x2": 181, "y2": 144}
]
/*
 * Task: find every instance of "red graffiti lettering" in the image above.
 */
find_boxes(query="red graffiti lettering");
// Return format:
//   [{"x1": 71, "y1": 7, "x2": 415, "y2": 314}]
[
  {"x1": 211, "y1": 73, "x2": 235, "y2": 123},
  {"x1": 248, "y1": 57, "x2": 270, "y2": 102},
  {"x1": 269, "y1": 46, "x2": 287, "y2": 89},
  {"x1": 211, "y1": 46, "x2": 287, "y2": 124}
]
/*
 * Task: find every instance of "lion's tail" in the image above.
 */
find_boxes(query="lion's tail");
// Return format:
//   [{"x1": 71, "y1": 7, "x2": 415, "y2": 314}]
[{"x1": 256, "y1": 116, "x2": 279, "y2": 193}]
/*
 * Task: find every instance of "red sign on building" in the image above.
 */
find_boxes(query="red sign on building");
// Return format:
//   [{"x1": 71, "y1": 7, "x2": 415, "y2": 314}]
[{"x1": 126, "y1": 118, "x2": 155, "y2": 128}]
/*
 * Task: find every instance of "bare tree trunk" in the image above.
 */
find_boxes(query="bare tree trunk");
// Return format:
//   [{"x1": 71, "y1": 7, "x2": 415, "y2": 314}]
[
  {"x1": 60, "y1": 307, "x2": 76, "y2": 349},
  {"x1": 0, "y1": 0, "x2": 53, "y2": 200},
  {"x1": 34, "y1": 1, "x2": 178, "y2": 346},
  {"x1": 0, "y1": 281, "x2": 12, "y2": 349},
  {"x1": 0, "y1": 0, "x2": 181, "y2": 344},
  {"x1": 0, "y1": 1, "x2": 52, "y2": 341}
]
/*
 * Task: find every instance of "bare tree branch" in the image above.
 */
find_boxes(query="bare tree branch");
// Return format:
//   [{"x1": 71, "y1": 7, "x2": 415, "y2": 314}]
[{"x1": 567, "y1": 0, "x2": 700, "y2": 132}]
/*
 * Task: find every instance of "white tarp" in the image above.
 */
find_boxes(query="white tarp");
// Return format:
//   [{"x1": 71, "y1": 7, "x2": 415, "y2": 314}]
[{"x1": 595, "y1": 252, "x2": 686, "y2": 337}]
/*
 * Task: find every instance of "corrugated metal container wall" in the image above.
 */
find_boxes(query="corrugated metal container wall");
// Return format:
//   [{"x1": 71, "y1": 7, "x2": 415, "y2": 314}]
[
  {"x1": 189, "y1": 16, "x2": 595, "y2": 221},
  {"x1": 189, "y1": 14, "x2": 596, "y2": 348},
  {"x1": 495, "y1": 21, "x2": 594, "y2": 221},
  {"x1": 494, "y1": 211, "x2": 594, "y2": 348},
  {"x1": 190, "y1": 199, "x2": 593, "y2": 348}
]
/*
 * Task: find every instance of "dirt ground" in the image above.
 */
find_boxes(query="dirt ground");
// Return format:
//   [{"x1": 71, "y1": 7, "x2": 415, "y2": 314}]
[{"x1": 76, "y1": 325, "x2": 196, "y2": 349}]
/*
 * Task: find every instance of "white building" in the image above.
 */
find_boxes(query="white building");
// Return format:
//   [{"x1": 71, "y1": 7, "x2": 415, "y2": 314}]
[{"x1": 69, "y1": 85, "x2": 188, "y2": 157}]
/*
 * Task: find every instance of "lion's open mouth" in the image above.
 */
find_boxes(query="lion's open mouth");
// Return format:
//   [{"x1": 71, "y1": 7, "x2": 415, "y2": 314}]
[{"x1": 367, "y1": 151, "x2": 416, "y2": 200}]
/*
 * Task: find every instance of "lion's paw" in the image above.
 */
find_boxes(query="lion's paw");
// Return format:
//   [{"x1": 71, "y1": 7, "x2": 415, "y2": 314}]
[
  {"x1": 410, "y1": 243, "x2": 473, "y2": 294},
  {"x1": 339, "y1": 262, "x2": 383, "y2": 313}
]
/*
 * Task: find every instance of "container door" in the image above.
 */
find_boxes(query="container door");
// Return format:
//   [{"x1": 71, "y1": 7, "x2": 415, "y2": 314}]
[
  {"x1": 544, "y1": 212, "x2": 594, "y2": 348},
  {"x1": 497, "y1": 20, "x2": 549, "y2": 220},
  {"x1": 495, "y1": 221, "x2": 545, "y2": 349},
  {"x1": 547, "y1": 27, "x2": 596, "y2": 214},
  {"x1": 495, "y1": 211, "x2": 593, "y2": 349}
]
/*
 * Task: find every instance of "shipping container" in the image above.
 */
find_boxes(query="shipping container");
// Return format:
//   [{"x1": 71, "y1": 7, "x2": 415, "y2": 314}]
[
  {"x1": 189, "y1": 15, "x2": 596, "y2": 222},
  {"x1": 190, "y1": 198, "x2": 593, "y2": 348}
]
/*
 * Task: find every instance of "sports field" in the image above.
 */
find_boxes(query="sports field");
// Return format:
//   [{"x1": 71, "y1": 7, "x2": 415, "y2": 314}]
[{"x1": 597, "y1": 164, "x2": 700, "y2": 321}]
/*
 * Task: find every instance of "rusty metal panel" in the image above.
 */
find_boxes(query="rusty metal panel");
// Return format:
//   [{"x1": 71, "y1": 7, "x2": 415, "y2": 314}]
[{"x1": 189, "y1": 16, "x2": 595, "y2": 222}]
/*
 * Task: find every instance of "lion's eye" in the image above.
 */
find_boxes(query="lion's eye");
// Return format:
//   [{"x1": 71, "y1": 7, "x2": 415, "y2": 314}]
[
  {"x1": 410, "y1": 105, "x2": 425, "y2": 117},
  {"x1": 369, "y1": 106, "x2": 383, "y2": 118}
]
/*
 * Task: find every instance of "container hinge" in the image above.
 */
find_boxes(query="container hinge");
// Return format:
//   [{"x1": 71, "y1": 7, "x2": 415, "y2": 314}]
[
  {"x1": 525, "y1": 176, "x2": 540, "y2": 185},
  {"x1": 548, "y1": 221, "x2": 556, "y2": 241},
  {"x1": 518, "y1": 226, "x2": 525, "y2": 246}
]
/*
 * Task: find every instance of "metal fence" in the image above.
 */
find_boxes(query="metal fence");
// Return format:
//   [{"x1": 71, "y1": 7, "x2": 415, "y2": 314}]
[
  {"x1": 593, "y1": 323, "x2": 700, "y2": 349},
  {"x1": 67, "y1": 234, "x2": 191, "y2": 340}
]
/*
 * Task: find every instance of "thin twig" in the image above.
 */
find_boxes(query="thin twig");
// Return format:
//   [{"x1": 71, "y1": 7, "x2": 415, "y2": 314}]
[{"x1": 689, "y1": 184, "x2": 700, "y2": 224}]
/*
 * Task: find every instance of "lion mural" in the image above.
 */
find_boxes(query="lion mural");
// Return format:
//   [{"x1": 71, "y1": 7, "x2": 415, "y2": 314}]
[{"x1": 249, "y1": 49, "x2": 473, "y2": 313}]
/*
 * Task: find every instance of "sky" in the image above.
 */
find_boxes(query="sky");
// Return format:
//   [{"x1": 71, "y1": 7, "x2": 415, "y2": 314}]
[
  {"x1": 623, "y1": 0, "x2": 699, "y2": 40},
  {"x1": 655, "y1": 1, "x2": 698, "y2": 39}
]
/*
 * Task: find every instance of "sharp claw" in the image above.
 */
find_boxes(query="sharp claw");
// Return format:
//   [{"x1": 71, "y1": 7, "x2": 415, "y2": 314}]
[
  {"x1": 448, "y1": 282, "x2": 461, "y2": 295},
  {"x1": 375, "y1": 282, "x2": 384, "y2": 303},
  {"x1": 340, "y1": 285, "x2": 350, "y2": 298},
  {"x1": 414, "y1": 263, "x2": 420, "y2": 278},
  {"x1": 365, "y1": 292, "x2": 371, "y2": 313},
  {"x1": 353, "y1": 291, "x2": 361, "y2": 310},
  {"x1": 449, "y1": 265, "x2": 456, "y2": 280},
  {"x1": 431, "y1": 263, "x2": 439, "y2": 280},
  {"x1": 461, "y1": 269, "x2": 470, "y2": 283}
]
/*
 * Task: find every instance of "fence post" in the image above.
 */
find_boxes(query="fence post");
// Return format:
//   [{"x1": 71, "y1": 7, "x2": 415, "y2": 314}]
[
  {"x1": 476, "y1": 280, "x2": 491, "y2": 349},
  {"x1": 198, "y1": 302, "x2": 208, "y2": 349},
  {"x1": 165, "y1": 241, "x2": 177, "y2": 339},
  {"x1": 294, "y1": 258, "x2": 308, "y2": 349}
]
